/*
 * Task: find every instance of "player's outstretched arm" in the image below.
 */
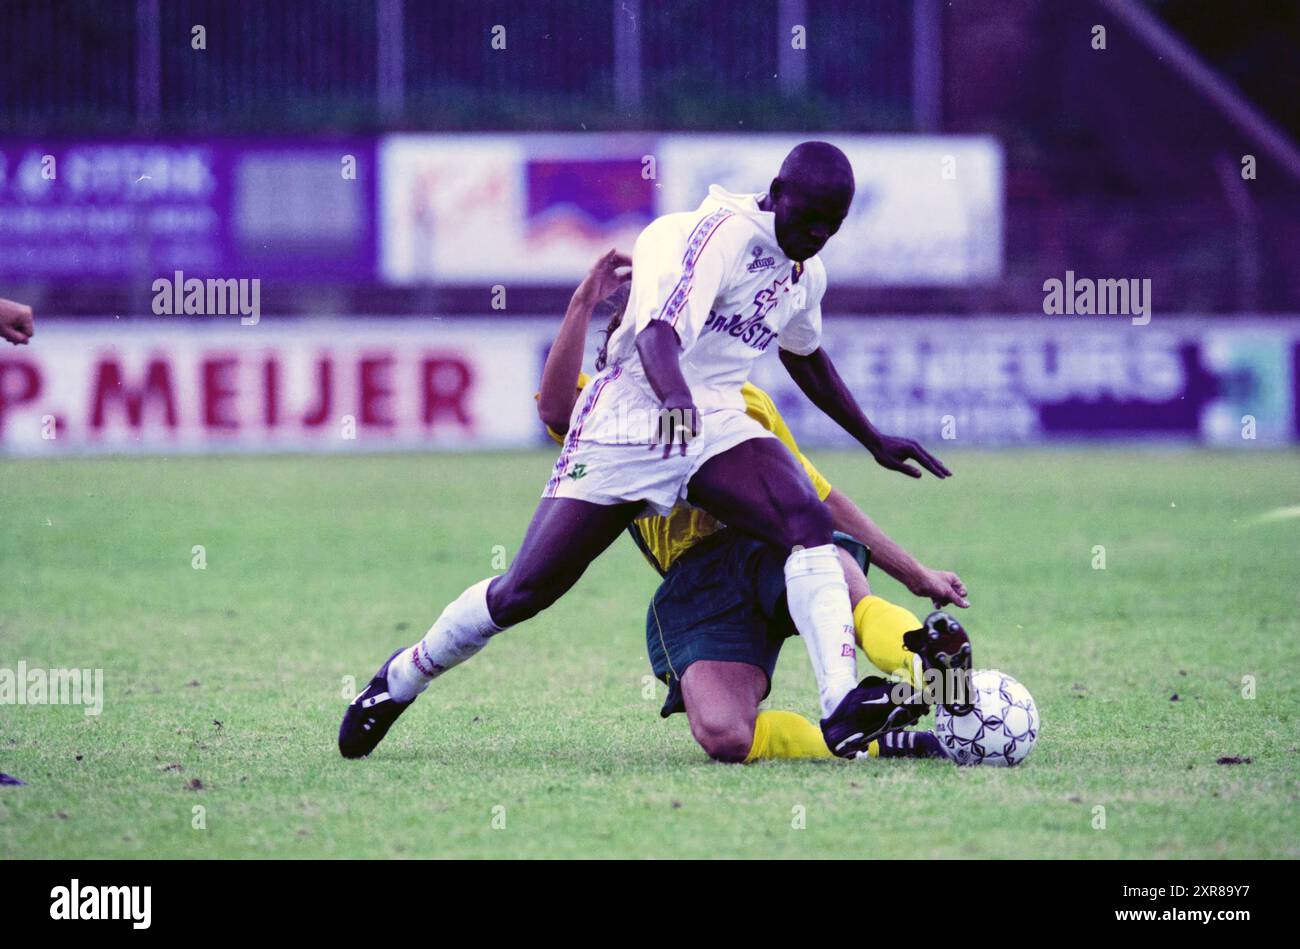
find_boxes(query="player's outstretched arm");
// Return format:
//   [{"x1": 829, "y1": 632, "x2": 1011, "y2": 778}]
[
  {"x1": 0, "y1": 298, "x2": 35, "y2": 345},
  {"x1": 779, "y1": 346, "x2": 950, "y2": 479},
  {"x1": 537, "y1": 250, "x2": 631, "y2": 435},
  {"x1": 823, "y1": 487, "x2": 969, "y2": 608}
]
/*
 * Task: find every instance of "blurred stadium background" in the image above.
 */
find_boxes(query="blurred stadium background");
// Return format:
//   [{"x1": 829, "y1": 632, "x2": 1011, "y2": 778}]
[{"x1": 2, "y1": 0, "x2": 1298, "y2": 455}]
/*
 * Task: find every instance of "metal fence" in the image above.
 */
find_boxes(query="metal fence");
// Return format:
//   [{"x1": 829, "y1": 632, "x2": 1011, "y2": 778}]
[{"x1": 0, "y1": 0, "x2": 920, "y2": 133}]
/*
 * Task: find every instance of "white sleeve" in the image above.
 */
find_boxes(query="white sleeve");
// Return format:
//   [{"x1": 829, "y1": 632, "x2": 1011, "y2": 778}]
[
  {"x1": 777, "y1": 256, "x2": 826, "y2": 356},
  {"x1": 628, "y1": 209, "x2": 741, "y2": 353}
]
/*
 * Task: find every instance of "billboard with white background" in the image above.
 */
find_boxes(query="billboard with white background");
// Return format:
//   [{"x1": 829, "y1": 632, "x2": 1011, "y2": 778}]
[
  {"x1": 3, "y1": 317, "x2": 1295, "y2": 456},
  {"x1": 380, "y1": 134, "x2": 658, "y2": 285},
  {"x1": 379, "y1": 134, "x2": 1003, "y2": 287},
  {"x1": 657, "y1": 135, "x2": 1003, "y2": 286},
  {"x1": 0, "y1": 318, "x2": 553, "y2": 455}
]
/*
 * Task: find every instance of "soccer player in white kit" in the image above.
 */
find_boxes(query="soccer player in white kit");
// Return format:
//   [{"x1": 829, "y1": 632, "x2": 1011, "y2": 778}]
[{"x1": 339, "y1": 142, "x2": 951, "y2": 759}]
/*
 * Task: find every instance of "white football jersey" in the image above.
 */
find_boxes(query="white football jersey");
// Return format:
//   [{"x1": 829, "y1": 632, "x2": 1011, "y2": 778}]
[{"x1": 603, "y1": 184, "x2": 827, "y2": 414}]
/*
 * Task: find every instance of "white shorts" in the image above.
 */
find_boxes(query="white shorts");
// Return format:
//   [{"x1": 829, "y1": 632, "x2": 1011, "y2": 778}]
[{"x1": 542, "y1": 365, "x2": 776, "y2": 516}]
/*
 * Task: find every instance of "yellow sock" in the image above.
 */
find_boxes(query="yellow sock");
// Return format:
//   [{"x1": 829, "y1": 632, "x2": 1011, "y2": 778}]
[
  {"x1": 853, "y1": 595, "x2": 922, "y2": 687},
  {"x1": 744, "y1": 710, "x2": 834, "y2": 761}
]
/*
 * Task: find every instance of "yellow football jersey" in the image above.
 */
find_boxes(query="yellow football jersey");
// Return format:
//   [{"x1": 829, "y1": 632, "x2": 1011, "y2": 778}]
[{"x1": 542, "y1": 373, "x2": 832, "y2": 574}]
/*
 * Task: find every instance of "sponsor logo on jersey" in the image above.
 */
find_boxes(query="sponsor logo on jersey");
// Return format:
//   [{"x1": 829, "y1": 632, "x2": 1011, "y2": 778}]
[
  {"x1": 566, "y1": 463, "x2": 589, "y2": 480},
  {"x1": 698, "y1": 270, "x2": 805, "y2": 352},
  {"x1": 746, "y1": 245, "x2": 776, "y2": 273},
  {"x1": 702, "y1": 309, "x2": 778, "y2": 351}
]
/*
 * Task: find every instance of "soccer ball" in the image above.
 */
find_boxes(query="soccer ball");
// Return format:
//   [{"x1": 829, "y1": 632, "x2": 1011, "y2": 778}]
[{"x1": 934, "y1": 669, "x2": 1040, "y2": 766}]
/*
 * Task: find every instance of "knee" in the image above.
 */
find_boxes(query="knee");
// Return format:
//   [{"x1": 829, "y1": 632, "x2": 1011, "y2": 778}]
[
  {"x1": 781, "y1": 492, "x2": 833, "y2": 550},
  {"x1": 487, "y1": 572, "x2": 558, "y2": 626},
  {"x1": 691, "y1": 716, "x2": 755, "y2": 764}
]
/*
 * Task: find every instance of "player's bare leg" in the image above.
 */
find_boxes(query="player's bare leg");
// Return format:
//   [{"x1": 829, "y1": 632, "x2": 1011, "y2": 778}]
[
  {"x1": 339, "y1": 497, "x2": 641, "y2": 758},
  {"x1": 686, "y1": 437, "x2": 833, "y2": 550},
  {"x1": 680, "y1": 661, "x2": 768, "y2": 763},
  {"x1": 392, "y1": 495, "x2": 640, "y2": 687},
  {"x1": 686, "y1": 436, "x2": 860, "y2": 721},
  {"x1": 484, "y1": 496, "x2": 646, "y2": 626}
]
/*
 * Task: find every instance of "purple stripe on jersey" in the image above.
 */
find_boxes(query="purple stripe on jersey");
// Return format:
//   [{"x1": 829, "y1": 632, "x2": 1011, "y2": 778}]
[
  {"x1": 543, "y1": 365, "x2": 623, "y2": 497},
  {"x1": 657, "y1": 209, "x2": 733, "y2": 330},
  {"x1": 678, "y1": 207, "x2": 732, "y2": 267}
]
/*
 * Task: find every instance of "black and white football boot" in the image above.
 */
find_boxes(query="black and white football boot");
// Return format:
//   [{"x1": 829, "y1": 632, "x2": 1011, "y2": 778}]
[
  {"x1": 874, "y1": 728, "x2": 952, "y2": 760},
  {"x1": 338, "y1": 648, "x2": 412, "y2": 759},
  {"x1": 902, "y1": 610, "x2": 975, "y2": 714},
  {"x1": 820, "y1": 675, "x2": 929, "y2": 758}
]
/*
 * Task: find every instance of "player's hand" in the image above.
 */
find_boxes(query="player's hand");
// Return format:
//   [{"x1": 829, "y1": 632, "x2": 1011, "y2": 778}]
[
  {"x1": 650, "y1": 394, "x2": 698, "y2": 458},
  {"x1": 579, "y1": 248, "x2": 632, "y2": 302},
  {"x1": 869, "y1": 434, "x2": 950, "y2": 479},
  {"x1": 911, "y1": 568, "x2": 970, "y2": 609},
  {"x1": 0, "y1": 298, "x2": 35, "y2": 345}
]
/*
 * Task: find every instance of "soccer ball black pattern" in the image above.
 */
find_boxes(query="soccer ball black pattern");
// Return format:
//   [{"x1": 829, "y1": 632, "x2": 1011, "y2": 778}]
[{"x1": 934, "y1": 669, "x2": 1040, "y2": 767}]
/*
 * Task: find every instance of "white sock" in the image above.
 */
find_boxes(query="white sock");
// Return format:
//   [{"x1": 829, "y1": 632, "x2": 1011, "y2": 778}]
[
  {"x1": 387, "y1": 578, "x2": 503, "y2": 702},
  {"x1": 784, "y1": 544, "x2": 858, "y2": 718}
]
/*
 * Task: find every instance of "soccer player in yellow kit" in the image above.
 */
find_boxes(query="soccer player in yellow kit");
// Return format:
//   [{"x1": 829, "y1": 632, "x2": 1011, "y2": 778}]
[{"x1": 539, "y1": 251, "x2": 972, "y2": 763}]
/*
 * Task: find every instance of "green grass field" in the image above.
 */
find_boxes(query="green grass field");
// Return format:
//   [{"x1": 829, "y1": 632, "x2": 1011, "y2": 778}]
[{"x1": 1, "y1": 449, "x2": 1298, "y2": 859}]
